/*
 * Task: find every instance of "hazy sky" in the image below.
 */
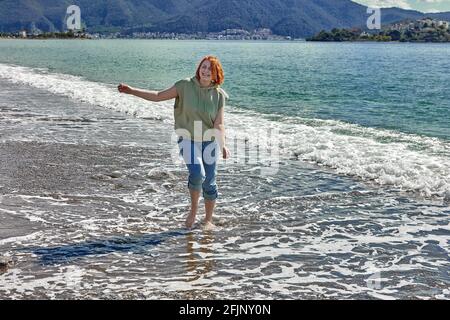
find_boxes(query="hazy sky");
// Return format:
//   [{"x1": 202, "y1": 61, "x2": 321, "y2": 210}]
[{"x1": 354, "y1": 0, "x2": 450, "y2": 12}]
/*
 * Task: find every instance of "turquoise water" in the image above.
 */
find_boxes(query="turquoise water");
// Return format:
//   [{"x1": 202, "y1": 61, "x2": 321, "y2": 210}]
[
  {"x1": 1, "y1": 40, "x2": 450, "y2": 299},
  {"x1": 0, "y1": 39, "x2": 449, "y2": 140}
]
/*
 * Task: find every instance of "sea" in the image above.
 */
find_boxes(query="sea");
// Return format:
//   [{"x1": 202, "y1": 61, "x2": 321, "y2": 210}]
[{"x1": 0, "y1": 39, "x2": 449, "y2": 299}]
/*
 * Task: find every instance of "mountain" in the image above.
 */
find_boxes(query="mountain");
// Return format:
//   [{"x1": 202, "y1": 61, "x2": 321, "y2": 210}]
[
  {"x1": 429, "y1": 12, "x2": 450, "y2": 21},
  {"x1": 0, "y1": 0, "x2": 449, "y2": 38},
  {"x1": 0, "y1": 0, "x2": 195, "y2": 32}
]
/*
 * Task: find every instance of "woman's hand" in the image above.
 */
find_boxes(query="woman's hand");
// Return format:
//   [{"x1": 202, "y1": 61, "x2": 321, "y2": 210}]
[
  {"x1": 118, "y1": 83, "x2": 134, "y2": 94},
  {"x1": 222, "y1": 146, "x2": 231, "y2": 160}
]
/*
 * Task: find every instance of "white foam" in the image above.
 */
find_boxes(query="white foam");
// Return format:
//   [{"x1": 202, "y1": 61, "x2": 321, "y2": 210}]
[
  {"x1": 1, "y1": 63, "x2": 449, "y2": 198},
  {"x1": 0, "y1": 63, "x2": 171, "y2": 121},
  {"x1": 0, "y1": 266, "x2": 87, "y2": 299},
  {"x1": 0, "y1": 231, "x2": 43, "y2": 245},
  {"x1": 226, "y1": 113, "x2": 450, "y2": 198}
]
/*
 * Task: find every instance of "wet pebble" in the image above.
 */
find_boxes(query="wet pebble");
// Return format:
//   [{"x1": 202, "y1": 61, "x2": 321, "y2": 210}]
[
  {"x1": 0, "y1": 257, "x2": 13, "y2": 272},
  {"x1": 108, "y1": 171, "x2": 122, "y2": 179}
]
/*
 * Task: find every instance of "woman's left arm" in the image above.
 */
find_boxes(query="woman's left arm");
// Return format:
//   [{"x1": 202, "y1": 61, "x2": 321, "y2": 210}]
[{"x1": 213, "y1": 107, "x2": 231, "y2": 160}]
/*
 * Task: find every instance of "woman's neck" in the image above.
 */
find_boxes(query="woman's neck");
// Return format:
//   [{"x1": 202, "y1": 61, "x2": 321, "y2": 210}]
[{"x1": 199, "y1": 79, "x2": 212, "y2": 88}]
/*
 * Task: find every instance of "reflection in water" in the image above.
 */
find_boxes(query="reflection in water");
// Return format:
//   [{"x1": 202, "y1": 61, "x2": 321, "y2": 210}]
[{"x1": 185, "y1": 231, "x2": 215, "y2": 282}]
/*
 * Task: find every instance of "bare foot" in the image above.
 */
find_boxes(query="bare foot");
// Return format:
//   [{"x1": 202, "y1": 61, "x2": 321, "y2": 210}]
[
  {"x1": 185, "y1": 212, "x2": 196, "y2": 229},
  {"x1": 203, "y1": 221, "x2": 216, "y2": 231}
]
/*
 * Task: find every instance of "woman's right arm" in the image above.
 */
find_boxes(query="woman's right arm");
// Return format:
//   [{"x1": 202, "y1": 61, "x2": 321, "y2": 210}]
[{"x1": 118, "y1": 83, "x2": 178, "y2": 102}]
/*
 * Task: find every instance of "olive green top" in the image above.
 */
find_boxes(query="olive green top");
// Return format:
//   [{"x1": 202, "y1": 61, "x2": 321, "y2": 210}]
[{"x1": 174, "y1": 76, "x2": 229, "y2": 142}]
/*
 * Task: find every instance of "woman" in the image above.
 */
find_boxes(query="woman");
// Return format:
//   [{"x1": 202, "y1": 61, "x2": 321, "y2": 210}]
[{"x1": 118, "y1": 55, "x2": 230, "y2": 230}]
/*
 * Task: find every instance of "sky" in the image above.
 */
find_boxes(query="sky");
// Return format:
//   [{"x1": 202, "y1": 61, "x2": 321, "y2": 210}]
[{"x1": 354, "y1": 0, "x2": 450, "y2": 12}]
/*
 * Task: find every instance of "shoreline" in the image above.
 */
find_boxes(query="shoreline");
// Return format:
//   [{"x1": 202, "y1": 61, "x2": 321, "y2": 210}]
[
  {"x1": 306, "y1": 39, "x2": 450, "y2": 43},
  {"x1": 4, "y1": 37, "x2": 450, "y2": 43},
  {"x1": 0, "y1": 61, "x2": 449, "y2": 199},
  {"x1": 1, "y1": 71, "x2": 449, "y2": 299},
  {"x1": 0, "y1": 37, "x2": 303, "y2": 42}
]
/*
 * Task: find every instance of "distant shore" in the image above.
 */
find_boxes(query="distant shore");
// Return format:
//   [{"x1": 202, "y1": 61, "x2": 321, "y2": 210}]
[
  {"x1": 307, "y1": 18, "x2": 450, "y2": 43},
  {"x1": 0, "y1": 28, "x2": 297, "y2": 41},
  {"x1": 0, "y1": 31, "x2": 92, "y2": 40},
  {"x1": 0, "y1": 37, "x2": 304, "y2": 42}
]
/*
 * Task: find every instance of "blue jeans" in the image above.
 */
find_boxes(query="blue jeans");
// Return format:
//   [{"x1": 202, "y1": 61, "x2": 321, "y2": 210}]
[{"x1": 177, "y1": 137, "x2": 219, "y2": 201}]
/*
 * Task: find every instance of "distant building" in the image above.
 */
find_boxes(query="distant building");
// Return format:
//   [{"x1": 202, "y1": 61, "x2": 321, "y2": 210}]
[
  {"x1": 254, "y1": 28, "x2": 272, "y2": 36},
  {"x1": 360, "y1": 31, "x2": 370, "y2": 37},
  {"x1": 416, "y1": 18, "x2": 435, "y2": 28},
  {"x1": 437, "y1": 20, "x2": 449, "y2": 29},
  {"x1": 220, "y1": 29, "x2": 250, "y2": 36},
  {"x1": 31, "y1": 29, "x2": 42, "y2": 36},
  {"x1": 389, "y1": 18, "x2": 450, "y2": 32},
  {"x1": 20, "y1": 30, "x2": 27, "y2": 38}
]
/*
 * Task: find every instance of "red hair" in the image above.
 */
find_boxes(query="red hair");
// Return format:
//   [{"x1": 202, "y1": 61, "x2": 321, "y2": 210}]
[{"x1": 195, "y1": 55, "x2": 225, "y2": 86}]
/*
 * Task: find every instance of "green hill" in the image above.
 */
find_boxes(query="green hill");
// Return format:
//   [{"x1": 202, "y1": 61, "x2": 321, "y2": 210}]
[{"x1": 0, "y1": 0, "x2": 448, "y2": 38}]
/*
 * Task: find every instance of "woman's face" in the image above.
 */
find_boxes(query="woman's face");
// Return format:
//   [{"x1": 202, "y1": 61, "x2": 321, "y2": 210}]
[{"x1": 199, "y1": 60, "x2": 212, "y2": 83}]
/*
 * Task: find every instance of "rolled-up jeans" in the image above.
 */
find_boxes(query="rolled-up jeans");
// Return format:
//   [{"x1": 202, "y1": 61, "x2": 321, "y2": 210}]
[{"x1": 177, "y1": 136, "x2": 219, "y2": 201}]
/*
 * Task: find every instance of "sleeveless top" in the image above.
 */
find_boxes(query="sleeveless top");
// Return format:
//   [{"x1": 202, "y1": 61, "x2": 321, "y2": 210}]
[{"x1": 174, "y1": 76, "x2": 229, "y2": 142}]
